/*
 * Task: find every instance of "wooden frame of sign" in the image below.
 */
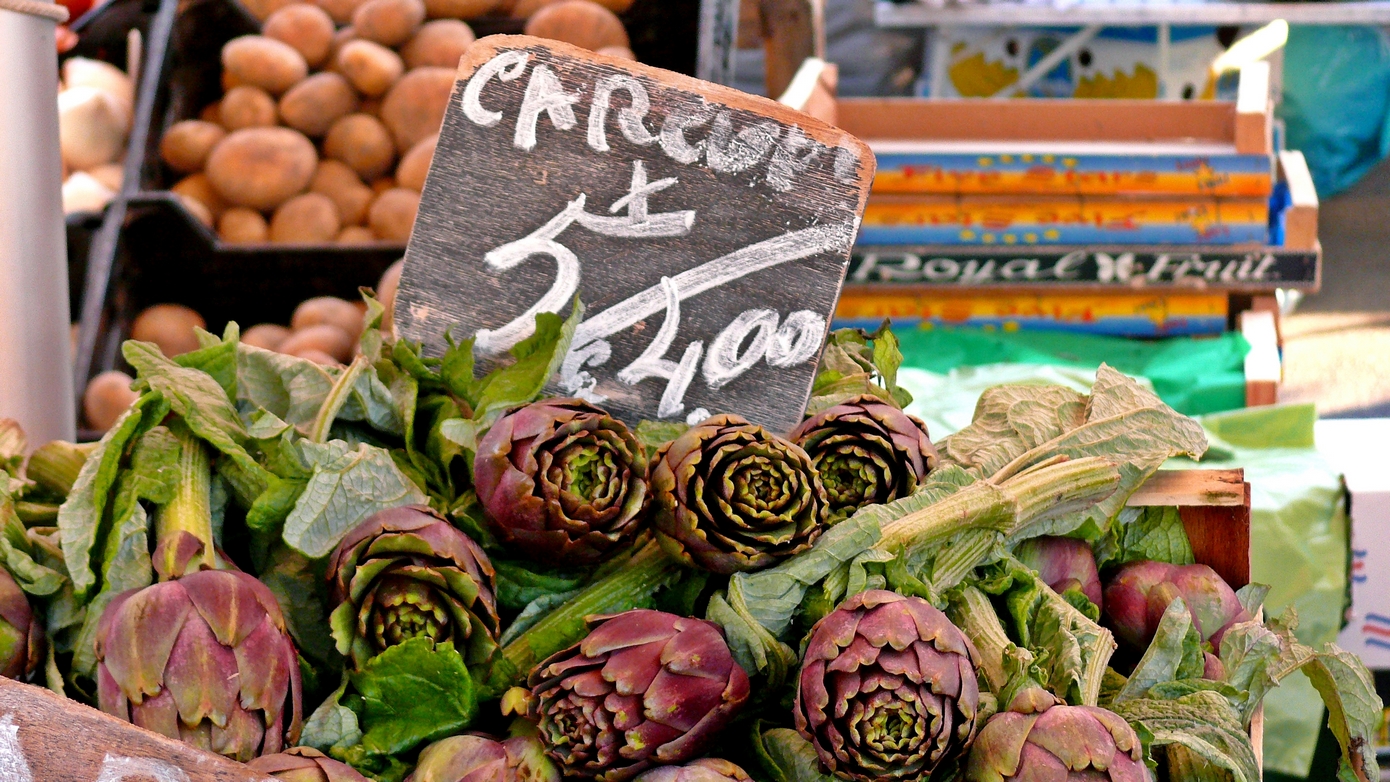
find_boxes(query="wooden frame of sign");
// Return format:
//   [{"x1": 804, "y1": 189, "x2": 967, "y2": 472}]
[{"x1": 394, "y1": 35, "x2": 875, "y2": 434}]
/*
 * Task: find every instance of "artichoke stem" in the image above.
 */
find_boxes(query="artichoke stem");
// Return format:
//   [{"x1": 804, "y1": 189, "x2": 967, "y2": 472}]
[
  {"x1": 947, "y1": 585, "x2": 1012, "y2": 692},
  {"x1": 1001, "y1": 457, "x2": 1122, "y2": 533},
  {"x1": 154, "y1": 422, "x2": 215, "y2": 579},
  {"x1": 25, "y1": 440, "x2": 94, "y2": 496},
  {"x1": 502, "y1": 541, "x2": 680, "y2": 679}
]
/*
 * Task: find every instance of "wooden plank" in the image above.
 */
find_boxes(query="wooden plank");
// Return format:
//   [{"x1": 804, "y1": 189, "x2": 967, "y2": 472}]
[
  {"x1": 761, "y1": 0, "x2": 824, "y2": 100},
  {"x1": 1279, "y1": 150, "x2": 1319, "y2": 251},
  {"x1": 0, "y1": 677, "x2": 274, "y2": 781},
  {"x1": 394, "y1": 36, "x2": 874, "y2": 434},
  {"x1": 836, "y1": 98, "x2": 1239, "y2": 145},
  {"x1": 1181, "y1": 478, "x2": 1253, "y2": 589},
  {"x1": 1126, "y1": 469, "x2": 1247, "y2": 508},
  {"x1": 776, "y1": 58, "x2": 837, "y2": 126},
  {"x1": 1234, "y1": 62, "x2": 1272, "y2": 156},
  {"x1": 1241, "y1": 308, "x2": 1281, "y2": 407}
]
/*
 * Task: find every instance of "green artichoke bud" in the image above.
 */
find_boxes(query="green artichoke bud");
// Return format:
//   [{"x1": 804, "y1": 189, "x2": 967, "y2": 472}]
[
  {"x1": 0, "y1": 567, "x2": 43, "y2": 681},
  {"x1": 329, "y1": 505, "x2": 500, "y2": 668},
  {"x1": 794, "y1": 590, "x2": 982, "y2": 782},
  {"x1": 965, "y1": 683, "x2": 1145, "y2": 782},
  {"x1": 527, "y1": 609, "x2": 750, "y2": 781},
  {"x1": 247, "y1": 746, "x2": 370, "y2": 782},
  {"x1": 475, "y1": 399, "x2": 649, "y2": 565},
  {"x1": 407, "y1": 734, "x2": 559, "y2": 782},
  {"x1": 652, "y1": 415, "x2": 827, "y2": 574},
  {"x1": 95, "y1": 569, "x2": 303, "y2": 761},
  {"x1": 789, "y1": 394, "x2": 937, "y2": 522},
  {"x1": 635, "y1": 759, "x2": 753, "y2": 782}
]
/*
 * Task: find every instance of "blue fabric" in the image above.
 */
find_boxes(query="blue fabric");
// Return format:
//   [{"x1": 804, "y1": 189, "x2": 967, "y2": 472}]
[{"x1": 1282, "y1": 25, "x2": 1390, "y2": 196}]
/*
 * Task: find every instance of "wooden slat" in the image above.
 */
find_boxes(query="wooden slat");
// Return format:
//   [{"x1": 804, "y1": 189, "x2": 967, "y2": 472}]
[
  {"x1": 1234, "y1": 62, "x2": 1272, "y2": 155},
  {"x1": 761, "y1": 0, "x2": 825, "y2": 101},
  {"x1": 1279, "y1": 150, "x2": 1319, "y2": 251},
  {"x1": 1126, "y1": 469, "x2": 1247, "y2": 507},
  {"x1": 0, "y1": 677, "x2": 274, "y2": 781},
  {"x1": 1181, "y1": 479, "x2": 1253, "y2": 589}
]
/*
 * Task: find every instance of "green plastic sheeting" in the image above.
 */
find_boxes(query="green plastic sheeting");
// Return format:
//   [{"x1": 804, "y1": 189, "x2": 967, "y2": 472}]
[
  {"x1": 894, "y1": 326, "x2": 1251, "y2": 416},
  {"x1": 898, "y1": 359, "x2": 1348, "y2": 779}
]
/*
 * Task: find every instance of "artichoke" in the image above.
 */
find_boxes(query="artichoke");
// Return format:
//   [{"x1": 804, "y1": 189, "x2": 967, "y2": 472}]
[
  {"x1": 329, "y1": 505, "x2": 500, "y2": 668},
  {"x1": 0, "y1": 568, "x2": 42, "y2": 681},
  {"x1": 475, "y1": 399, "x2": 649, "y2": 565},
  {"x1": 635, "y1": 759, "x2": 753, "y2": 782},
  {"x1": 652, "y1": 414, "x2": 827, "y2": 574},
  {"x1": 788, "y1": 395, "x2": 937, "y2": 522},
  {"x1": 794, "y1": 590, "x2": 982, "y2": 782},
  {"x1": 525, "y1": 609, "x2": 750, "y2": 781},
  {"x1": 247, "y1": 746, "x2": 370, "y2": 782},
  {"x1": 1103, "y1": 561, "x2": 1249, "y2": 652},
  {"x1": 964, "y1": 683, "x2": 1145, "y2": 782},
  {"x1": 407, "y1": 734, "x2": 559, "y2": 782},
  {"x1": 1014, "y1": 537, "x2": 1103, "y2": 610},
  {"x1": 95, "y1": 569, "x2": 303, "y2": 761}
]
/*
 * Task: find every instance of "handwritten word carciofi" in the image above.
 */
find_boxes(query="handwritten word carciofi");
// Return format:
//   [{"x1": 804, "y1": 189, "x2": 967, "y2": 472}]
[{"x1": 460, "y1": 49, "x2": 862, "y2": 192}]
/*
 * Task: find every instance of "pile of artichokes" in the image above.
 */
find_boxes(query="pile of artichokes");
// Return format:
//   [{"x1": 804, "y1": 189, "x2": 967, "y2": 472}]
[{"x1": 0, "y1": 306, "x2": 1377, "y2": 782}]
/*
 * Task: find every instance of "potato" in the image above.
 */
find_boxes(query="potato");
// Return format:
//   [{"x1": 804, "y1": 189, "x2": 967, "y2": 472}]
[
  {"x1": 279, "y1": 324, "x2": 354, "y2": 363},
  {"x1": 395, "y1": 134, "x2": 436, "y2": 192},
  {"x1": 327, "y1": 25, "x2": 358, "y2": 67},
  {"x1": 368, "y1": 187, "x2": 419, "y2": 241},
  {"x1": 172, "y1": 173, "x2": 228, "y2": 219},
  {"x1": 289, "y1": 347, "x2": 343, "y2": 366},
  {"x1": 338, "y1": 225, "x2": 377, "y2": 244},
  {"x1": 219, "y1": 85, "x2": 279, "y2": 131},
  {"x1": 58, "y1": 87, "x2": 126, "y2": 171},
  {"x1": 597, "y1": 45, "x2": 635, "y2": 61},
  {"x1": 293, "y1": 296, "x2": 364, "y2": 339},
  {"x1": 310, "y1": 160, "x2": 375, "y2": 226},
  {"x1": 239, "y1": 0, "x2": 301, "y2": 21},
  {"x1": 377, "y1": 258, "x2": 403, "y2": 332},
  {"x1": 62, "y1": 172, "x2": 115, "y2": 214},
  {"x1": 263, "y1": 4, "x2": 336, "y2": 68},
  {"x1": 221, "y1": 35, "x2": 309, "y2": 96},
  {"x1": 242, "y1": 323, "x2": 292, "y2": 350},
  {"x1": 401, "y1": 20, "x2": 474, "y2": 69},
  {"x1": 205, "y1": 127, "x2": 318, "y2": 211},
  {"x1": 131, "y1": 304, "x2": 206, "y2": 357},
  {"x1": 336, "y1": 40, "x2": 404, "y2": 98},
  {"x1": 424, "y1": 0, "x2": 498, "y2": 18},
  {"x1": 62, "y1": 57, "x2": 133, "y2": 126},
  {"x1": 160, "y1": 120, "x2": 226, "y2": 173},
  {"x1": 279, "y1": 73, "x2": 359, "y2": 137},
  {"x1": 87, "y1": 163, "x2": 124, "y2": 191},
  {"x1": 380, "y1": 67, "x2": 453, "y2": 153},
  {"x1": 524, "y1": 0, "x2": 628, "y2": 50},
  {"x1": 179, "y1": 194, "x2": 215, "y2": 227},
  {"x1": 218, "y1": 207, "x2": 270, "y2": 243},
  {"x1": 353, "y1": 0, "x2": 425, "y2": 48},
  {"x1": 270, "y1": 193, "x2": 342, "y2": 243},
  {"x1": 315, "y1": 0, "x2": 367, "y2": 25},
  {"x1": 83, "y1": 371, "x2": 139, "y2": 433},
  {"x1": 324, "y1": 113, "x2": 395, "y2": 181}
]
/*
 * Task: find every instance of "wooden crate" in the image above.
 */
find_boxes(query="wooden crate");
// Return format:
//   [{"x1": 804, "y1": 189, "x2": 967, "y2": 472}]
[{"x1": 0, "y1": 470, "x2": 1256, "y2": 779}]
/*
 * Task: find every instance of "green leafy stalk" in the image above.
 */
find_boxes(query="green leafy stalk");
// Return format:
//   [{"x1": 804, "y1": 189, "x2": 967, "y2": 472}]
[
  {"x1": 25, "y1": 441, "x2": 95, "y2": 497},
  {"x1": 310, "y1": 356, "x2": 369, "y2": 444},
  {"x1": 946, "y1": 585, "x2": 1011, "y2": 691},
  {"x1": 500, "y1": 541, "x2": 680, "y2": 681},
  {"x1": 154, "y1": 422, "x2": 214, "y2": 577}
]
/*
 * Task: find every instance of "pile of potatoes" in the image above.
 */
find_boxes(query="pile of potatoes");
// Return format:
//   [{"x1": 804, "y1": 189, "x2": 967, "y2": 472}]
[
  {"x1": 82, "y1": 261, "x2": 404, "y2": 432},
  {"x1": 59, "y1": 58, "x2": 135, "y2": 215},
  {"x1": 158, "y1": 0, "x2": 635, "y2": 245}
]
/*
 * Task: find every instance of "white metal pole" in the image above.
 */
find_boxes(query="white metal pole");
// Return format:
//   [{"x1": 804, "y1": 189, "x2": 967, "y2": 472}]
[{"x1": 0, "y1": 0, "x2": 76, "y2": 447}]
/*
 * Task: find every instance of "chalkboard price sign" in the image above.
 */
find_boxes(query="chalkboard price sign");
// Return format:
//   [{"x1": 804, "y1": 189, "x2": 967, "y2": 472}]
[{"x1": 394, "y1": 36, "x2": 874, "y2": 434}]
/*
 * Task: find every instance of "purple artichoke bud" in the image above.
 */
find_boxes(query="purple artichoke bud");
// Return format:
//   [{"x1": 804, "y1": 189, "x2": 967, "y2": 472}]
[
  {"x1": 652, "y1": 414, "x2": 828, "y2": 574},
  {"x1": 1014, "y1": 537, "x2": 1103, "y2": 610},
  {"x1": 475, "y1": 399, "x2": 649, "y2": 565},
  {"x1": 247, "y1": 746, "x2": 369, "y2": 782},
  {"x1": 95, "y1": 569, "x2": 303, "y2": 761},
  {"x1": 527, "y1": 609, "x2": 750, "y2": 781},
  {"x1": 965, "y1": 684, "x2": 1145, "y2": 782},
  {"x1": 634, "y1": 759, "x2": 753, "y2": 782},
  {"x1": 0, "y1": 568, "x2": 43, "y2": 681},
  {"x1": 794, "y1": 590, "x2": 983, "y2": 782},
  {"x1": 329, "y1": 505, "x2": 500, "y2": 669},
  {"x1": 1204, "y1": 652, "x2": 1225, "y2": 680},
  {"x1": 1103, "y1": 561, "x2": 1250, "y2": 652},
  {"x1": 407, "y1": 734, "x2": 559, "y2": 782},
  {"x1": 789, "y1": 395, "x2": 938, "y2": 522}
]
